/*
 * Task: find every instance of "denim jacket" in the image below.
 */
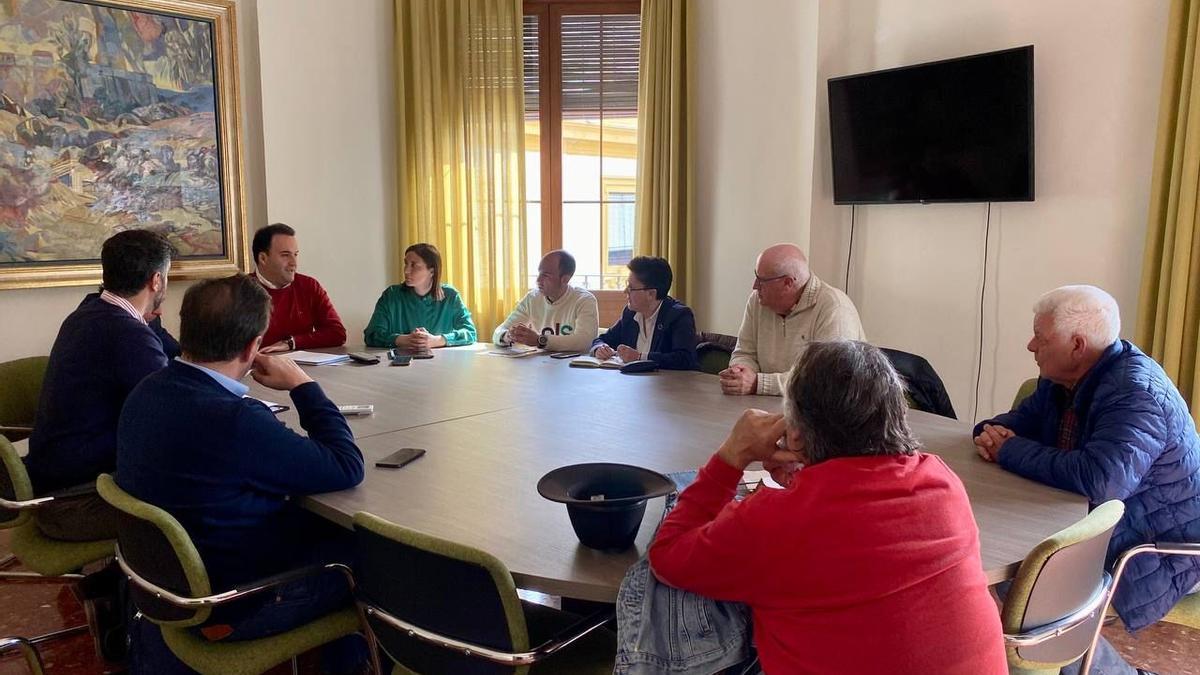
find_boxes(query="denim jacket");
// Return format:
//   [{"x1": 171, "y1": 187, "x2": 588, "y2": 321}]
[{"x1": 614, "y1": 472, "x2": 756, "y2": 675}]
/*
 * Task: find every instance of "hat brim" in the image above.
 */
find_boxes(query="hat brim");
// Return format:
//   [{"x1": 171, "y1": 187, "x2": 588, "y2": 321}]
[{"x1": 537, "y1": 463, "x2": 676, "y2": 507}]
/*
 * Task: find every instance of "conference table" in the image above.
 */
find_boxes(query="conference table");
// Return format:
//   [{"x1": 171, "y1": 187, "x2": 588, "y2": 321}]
[{"x1": 248, "y1": 344, "x2": 1089, "y2": 603}]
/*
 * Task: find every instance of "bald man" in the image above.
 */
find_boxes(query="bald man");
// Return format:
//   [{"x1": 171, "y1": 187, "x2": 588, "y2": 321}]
[
  {"x1": 720, "y1": 244, "x2": 865, "y2": 396},
  {"x1": 494, "y1": 250, "x2": 599, "y2": 353}
]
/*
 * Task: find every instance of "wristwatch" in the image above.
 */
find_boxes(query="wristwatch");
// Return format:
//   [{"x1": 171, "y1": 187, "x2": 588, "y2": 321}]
[
  {"x1": 537, "y1": 335, "x2": 549, "y2": 348},
  {"x1": 286, "y1": 336, "x2": 296, "y2": 351}
]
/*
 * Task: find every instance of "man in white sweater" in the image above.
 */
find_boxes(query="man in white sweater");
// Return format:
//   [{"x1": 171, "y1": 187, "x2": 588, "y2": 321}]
[
  {"x1": 721, "y1": 243, "x2": 865, "y2": 396},
  {"x1": 494, "y1": 250, "x2": 599, "y2": 352}
]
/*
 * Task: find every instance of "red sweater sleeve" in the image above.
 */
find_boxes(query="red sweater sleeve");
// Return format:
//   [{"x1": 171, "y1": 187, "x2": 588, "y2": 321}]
[
  {"x1": 292, "y1": 277, "x2": 347, "y2": 349},
  {"x1": 649, "y1": 454, "x2": 782, "y2": 603}
]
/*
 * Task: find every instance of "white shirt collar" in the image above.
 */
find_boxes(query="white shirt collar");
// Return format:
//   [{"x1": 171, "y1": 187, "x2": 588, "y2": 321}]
[
  {"x1": 635, "y1": 300, "x2": 663, "y2": 325},
  {"x1": 99, "y1": 289, "x2": 147, "y2": 324},
  {"x1": 254, "y1": 269, "x2": 290, "y2": 290}
]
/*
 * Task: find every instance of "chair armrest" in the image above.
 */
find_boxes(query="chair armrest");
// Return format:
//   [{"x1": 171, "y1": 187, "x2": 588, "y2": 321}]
[
  {"x1": 226, "y1": 562, "x2": 355, "y2": 601},
  {"x1": 117, "y1": 545, "x2": 351, "y2": 609},
  {"x1": 0, "y1": 494, "x2": 54, "y2": 511},
  {"x1": 0, "y1": 425, "x2": 33, "y2": 434},
  {"x1": 1156, "y1": 542, "x2": 1200, "y2": 556},
  {"x1": 45, "y1": 483, "x2": 101, "y2": 502},
  {"x1": 1003, "y1": 573, "x2": 1112, "y2": 648},
  {"x1": 361, "y1": 604, "x2": 613, "y2": 667},
  {"x1": 528, "y1": 607, "x2": 614, "y2": 660}
]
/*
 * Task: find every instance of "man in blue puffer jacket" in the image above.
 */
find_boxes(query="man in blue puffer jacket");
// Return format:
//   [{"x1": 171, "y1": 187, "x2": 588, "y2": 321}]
[{"x1": 975, "y1": 284, "x2": 1200, "y2": 675}]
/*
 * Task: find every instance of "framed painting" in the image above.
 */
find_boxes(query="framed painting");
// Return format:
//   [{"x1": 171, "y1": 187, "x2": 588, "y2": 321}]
[{"x1": 0, "y1": 0, "x2": 246, "y2": 290}]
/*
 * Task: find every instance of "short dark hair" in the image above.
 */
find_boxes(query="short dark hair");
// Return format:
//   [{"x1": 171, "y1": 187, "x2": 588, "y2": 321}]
[
  {"x1": 784, "y1": 341, "x2": 919, "y2": 465},
  {"x1": 180, "y1": 274, "x2": 271, "y2": 362},
  {"x1": 404, "y1": 242, "x2": 444, "y2": 301},
  {"x1": 628, "y1": 256, "x2": 672, "y2": 300},
  {"x1": 550, "y1": 249, "x2": 576, "y2": 278},
  {"x1": 100, "y1": 230, "x2": 176, "y2": 297},
  {"x1": 252, "y1": 223, "x2": 296, "y2": 262}
]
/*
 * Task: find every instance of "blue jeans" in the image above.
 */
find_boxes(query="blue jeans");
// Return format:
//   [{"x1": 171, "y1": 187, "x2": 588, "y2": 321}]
[{"x1": 614, "y1": 471, "x2": 759, "y2": 675}]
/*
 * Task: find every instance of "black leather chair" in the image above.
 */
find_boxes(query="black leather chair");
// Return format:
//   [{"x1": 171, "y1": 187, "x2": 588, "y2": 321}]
[{"x1": 880, "y1": 348, "x2": 956, "y2": 419}]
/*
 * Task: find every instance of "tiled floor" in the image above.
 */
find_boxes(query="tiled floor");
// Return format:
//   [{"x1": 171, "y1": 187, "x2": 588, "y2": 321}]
[{"x1": 1, "y1": 529, "x2": 1198, "y2": 674}]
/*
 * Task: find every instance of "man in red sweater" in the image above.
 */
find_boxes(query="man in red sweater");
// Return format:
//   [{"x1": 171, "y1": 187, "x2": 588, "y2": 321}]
[
  {"x1": 649, "y1": 341, "x2": 1007, "y2": 674},
  {"x1": 251, "y1": 223, "x2": 347, "y2": 352}
]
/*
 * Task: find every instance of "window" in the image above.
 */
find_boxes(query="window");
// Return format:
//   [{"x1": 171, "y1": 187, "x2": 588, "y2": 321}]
[{"x1": 523, "y1": 1, "x2": 640, "y2": 318}]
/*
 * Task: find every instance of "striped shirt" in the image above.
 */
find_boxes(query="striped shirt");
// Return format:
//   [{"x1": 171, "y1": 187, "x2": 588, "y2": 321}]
[{"x1": 99, "y1": 290, "x2": 146, "y2": 324}]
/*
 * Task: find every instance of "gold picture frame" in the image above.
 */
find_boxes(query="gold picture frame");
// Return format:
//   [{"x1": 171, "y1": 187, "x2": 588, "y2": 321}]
[{"x1": 0, "y1": 0, "x2": 247, "y2": 290}]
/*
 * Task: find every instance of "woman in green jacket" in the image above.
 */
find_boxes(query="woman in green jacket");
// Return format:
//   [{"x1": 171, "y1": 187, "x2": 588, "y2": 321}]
[{"x1": 364, "y1": 243, "x2": 477, "y2": 349}]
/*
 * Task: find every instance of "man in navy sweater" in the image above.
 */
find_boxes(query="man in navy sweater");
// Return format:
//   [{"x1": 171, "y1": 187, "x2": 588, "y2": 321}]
[
  {"x1": 117, "y1": 274, "x2": 366, "y2": 674},
  {"x1": 26, "y1": 229, "x2": 177, "y2": 542}
]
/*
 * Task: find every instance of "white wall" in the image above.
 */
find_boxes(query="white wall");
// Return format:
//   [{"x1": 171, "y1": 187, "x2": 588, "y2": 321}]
[
  {"x1": 0, "y1": 0, "x2": 395, "y2": 361},
  {"x1": 692, "y1": 0, "x2": 819, "y2": 332},
  {"x1": 255, "y1": 0, "x2": 395, "y2": 343},
  {"x1": 807, "y1": 0, "x2": 1169, "y2": 421}
]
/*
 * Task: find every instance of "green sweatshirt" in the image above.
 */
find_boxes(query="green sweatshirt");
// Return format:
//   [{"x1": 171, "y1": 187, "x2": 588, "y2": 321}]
[{"x1": 363, "y1": 284, "x2": 477, "y2": 348}]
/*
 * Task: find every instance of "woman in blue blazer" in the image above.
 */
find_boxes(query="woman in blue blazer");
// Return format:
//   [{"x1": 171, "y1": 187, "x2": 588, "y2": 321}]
[{"x1": 590, "y1": 256, "x2": 698, "y2": 370}]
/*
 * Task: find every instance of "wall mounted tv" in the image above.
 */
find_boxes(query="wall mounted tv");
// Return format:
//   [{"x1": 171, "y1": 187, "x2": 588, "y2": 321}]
[{"x1": 828, "y1": 46, "x2": 1034, "y2": 204}]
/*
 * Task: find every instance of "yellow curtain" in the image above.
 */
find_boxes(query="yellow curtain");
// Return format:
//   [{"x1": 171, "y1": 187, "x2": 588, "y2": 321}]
[
  {"x1": 394, "y1": 0, "x2": 527, "y2": 338},
  {"x1": 635, "y1": 0, "x2": 694, "y2": 309},
  {"x1": 1137, "y1": 0, "x2": 1200, "y2": 421}
]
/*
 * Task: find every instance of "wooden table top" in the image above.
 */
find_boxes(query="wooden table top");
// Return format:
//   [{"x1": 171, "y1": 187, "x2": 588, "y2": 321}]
[{"x1": 248, "y1": 345, "x2": 1089, "y2": 602}]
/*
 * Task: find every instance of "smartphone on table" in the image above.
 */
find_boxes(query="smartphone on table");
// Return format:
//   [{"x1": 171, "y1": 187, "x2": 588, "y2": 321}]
[{"x1": 375, "y1": 447, "x2": 425, "y2": 469}]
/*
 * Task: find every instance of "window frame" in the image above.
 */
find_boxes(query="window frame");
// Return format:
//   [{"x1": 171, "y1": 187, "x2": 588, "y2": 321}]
[{"x1": 524, "y1": 0, "x2": 641, "y2": 322}]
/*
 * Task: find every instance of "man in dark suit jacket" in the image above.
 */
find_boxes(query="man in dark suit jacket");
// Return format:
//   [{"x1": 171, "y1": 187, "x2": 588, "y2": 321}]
[
  {"x1": 26, "y1": 229, "x2": 178, "y2": 542},
  {"x1": 591, "y1": 256, "x2": 698, "y2": 370},
  {"x1": 118, "y1": 274, "x2": 366, "y2": 674}
]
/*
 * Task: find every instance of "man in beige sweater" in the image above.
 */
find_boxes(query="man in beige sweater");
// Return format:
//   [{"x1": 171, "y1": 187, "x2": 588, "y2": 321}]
[{"x1": 721, "y1": 244, "x2": 865, "y2": 396}]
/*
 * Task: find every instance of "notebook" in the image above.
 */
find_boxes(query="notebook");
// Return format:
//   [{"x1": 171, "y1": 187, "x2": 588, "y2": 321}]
[
  {"x1": 487, "y1": 345, "x2": 545, "y2": 358},
  {"x1": 569, "y1": 355, "x2": 624, "y2": 369}
]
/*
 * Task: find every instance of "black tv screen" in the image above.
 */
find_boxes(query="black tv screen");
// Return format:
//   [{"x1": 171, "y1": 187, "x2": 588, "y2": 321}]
[{"x1": 828, "y1": 46, "x2": 1034, "y2": 204}]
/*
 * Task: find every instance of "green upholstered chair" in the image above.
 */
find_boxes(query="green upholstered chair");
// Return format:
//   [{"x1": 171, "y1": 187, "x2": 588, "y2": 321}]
[
  {"x1": 0, "y1": 356, "x2": 48, "y2": 443},
  {"x1": 0, "y1": 435, "x2": 113, "y2": 654},
  {"x1": 353, "y1": 511, "x2": 616, "y2": 675},
  {"x1": 0, "y1": 636, "x2": 44, "y2": 675},
  {"x1": 696, "y1": 332, "x2": 737, "y2": 376},
  {"x1": 95, "y1": 474, "x2": 365, "y2": 675},
  {"x1": 1013, "y1": 377, "x2": 1039, "y2": 409},
  {"x1": 1002, "y1": 500, "x2": 1125, "y2": 675}
]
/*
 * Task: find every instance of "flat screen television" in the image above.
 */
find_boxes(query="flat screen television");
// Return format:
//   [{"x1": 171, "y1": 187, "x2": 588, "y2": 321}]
[{"x1": 828, "y1": 46, "x2": 1034, "y2": 204}]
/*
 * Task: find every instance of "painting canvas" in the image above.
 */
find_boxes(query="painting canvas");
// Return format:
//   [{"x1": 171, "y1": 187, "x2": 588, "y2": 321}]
[{"x1": 0, "y1": 0, "x2": 245, "y2": 289}]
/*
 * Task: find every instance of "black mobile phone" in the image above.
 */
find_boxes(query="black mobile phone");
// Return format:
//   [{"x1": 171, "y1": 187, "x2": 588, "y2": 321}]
[
  {"x1": 375, "y1": 447, "x2": 425, "y2": 469},
  {"x1": 389, "y1": 348, "x2": 434, "y2": 360},
  {"x1": 390, "y1": 355, "x2": 412, "y2": 366},
  {"x1": 550, "y1": 352, "x2": 582, "y2": 359}
]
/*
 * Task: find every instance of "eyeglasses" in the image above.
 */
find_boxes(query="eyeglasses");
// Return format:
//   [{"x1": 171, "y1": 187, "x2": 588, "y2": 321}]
[
  {"x1": 623, "y1": 285, "x2": 652, "y2": 294},
  {"x1": 753, "y1": 272, "x2": 790, "y2": 286}
]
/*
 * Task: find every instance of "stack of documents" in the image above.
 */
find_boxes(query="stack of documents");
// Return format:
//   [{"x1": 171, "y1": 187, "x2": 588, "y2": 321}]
[{"x1": 288, "y1": 351, "x2": 351, "y2": 365}]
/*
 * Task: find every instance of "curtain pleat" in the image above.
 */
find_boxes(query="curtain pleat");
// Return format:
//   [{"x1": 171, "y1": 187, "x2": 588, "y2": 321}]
[
  {"x1": 394, "y1": 0, "x2": 527, "y2": 337},
  {"x1": 635, "y1": 0, "x2": 694, "y2": 312}
]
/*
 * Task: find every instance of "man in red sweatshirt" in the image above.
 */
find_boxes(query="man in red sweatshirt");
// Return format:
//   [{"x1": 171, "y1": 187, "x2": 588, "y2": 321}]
[
  {"x1": 648, "y1": 341, "x2": 1007, "y2": 675},
  {"x1": 251, "y1": 223, "x2": 347, "y2": 352}
]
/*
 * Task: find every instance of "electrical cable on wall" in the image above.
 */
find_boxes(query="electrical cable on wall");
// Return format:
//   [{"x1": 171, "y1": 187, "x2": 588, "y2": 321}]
[
  {"x1": 846, "y1": 205, "x2": 857, "y2": 295},
  {"x1": 972, "y1": 202, "x2": 993, "y2": 423}
]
